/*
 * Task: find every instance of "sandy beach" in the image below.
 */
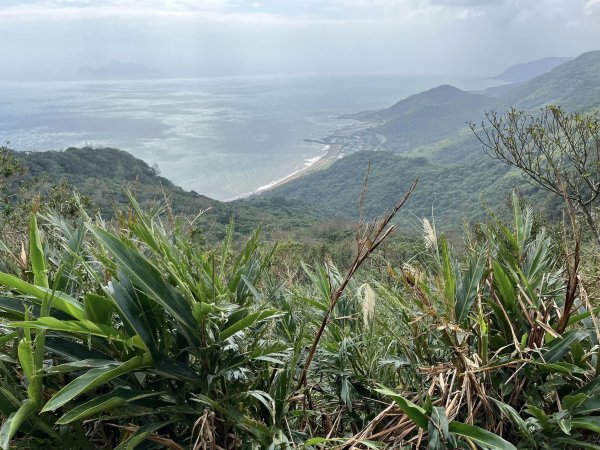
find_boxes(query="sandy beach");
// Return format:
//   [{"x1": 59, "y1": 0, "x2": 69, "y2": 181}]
[{"x1": 253, "y1": 143, "x2": 343, "y2": 194}]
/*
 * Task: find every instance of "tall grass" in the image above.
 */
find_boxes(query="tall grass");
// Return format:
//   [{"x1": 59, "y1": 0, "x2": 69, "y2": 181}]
[{"x1": 0, "y1": 191, "x2": 598, "y2": 449}]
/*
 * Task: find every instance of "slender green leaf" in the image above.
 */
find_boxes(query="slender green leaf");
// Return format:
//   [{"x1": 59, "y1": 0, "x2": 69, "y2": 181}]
[
  {"x1": 571, "y1": 416, "x2": 600, "y2": 433},
  {"x1": 11, "y1": 318, "x2": 140, "y2": 347},
  {"x1": 219, "y1": 309, "x2": 279, "y2": 340},
  {"x1": 375, "y1": 387, "x2": 428, "y2": 430},
  {"x1": 449, "y1": 422, "x2": 516, "y2": 450},
  {"x1": 0, "y1": 273, "x2": 83, "y2": 319},
  {"x1": 0, "y1": 399, "x2": 38, "y2": 450},
  {"x1": 29, "y1": 214, "x2": 48, "y2": 289},
  {"x1": 544, "y1": 330, "x2": 589, "y2": 363},
  {"x1": 42, "y1": 355, "x2": 150, "y2": 412},
  {"x1": 57, "y1": 389, "x2": 159, "y2": 424}
]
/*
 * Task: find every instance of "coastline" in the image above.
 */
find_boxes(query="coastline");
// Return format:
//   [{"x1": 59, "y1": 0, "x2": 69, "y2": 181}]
[
  {"x1": 230, "y1": 143, "x2": 343, "y2": 200},
  {"x1": 255, "y1": 143, "x2": 343, "y2": 193}
]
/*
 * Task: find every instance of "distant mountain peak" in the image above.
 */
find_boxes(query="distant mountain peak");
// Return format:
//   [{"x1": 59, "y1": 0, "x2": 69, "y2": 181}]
[
  {"x1": 415, "y1": 84, "x2": 470, "y2": 100},
  {"x1": 429, "y1": 84, "x2": 462, "y2": 92}
]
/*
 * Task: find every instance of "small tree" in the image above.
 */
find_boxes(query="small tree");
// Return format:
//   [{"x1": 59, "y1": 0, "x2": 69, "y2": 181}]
[{"x1": 470, "y1": 106, "x2": 600, "y2": 245}]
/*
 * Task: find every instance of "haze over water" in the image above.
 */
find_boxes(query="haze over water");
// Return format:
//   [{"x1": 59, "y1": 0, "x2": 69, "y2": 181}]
[{"x1": 0, "y1": 74, "x2": 498, "y2": 200}]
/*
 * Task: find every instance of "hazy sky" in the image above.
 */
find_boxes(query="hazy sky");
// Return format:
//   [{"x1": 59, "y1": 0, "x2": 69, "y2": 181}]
[{"x1": 1, "y1": 0, "x2": 599, "y2": 80}]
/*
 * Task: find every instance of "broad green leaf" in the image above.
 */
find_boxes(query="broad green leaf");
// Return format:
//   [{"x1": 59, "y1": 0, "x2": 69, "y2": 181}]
[
  {"x1": 544, "y1": 330, "x2": 589, "y2": 363},
  {"x1": 558, "y1": 413, "x2": 572, "y2": 434},
  {"x1": 429, "y1": 406, "x2": 449, "y2": 450},
  {"x1": 0, "y1": 399, "x2": 38, "y2": 450},
  {"x1": 45, "y1": 336, "x2": 111, "y2": 361},
  {"x1": 0, "y1": 273, "x2": 83, "y2": 319},
  {"x1": 248, "y1": 390, "x2": 275, "y2": 420},
  {"x1": 303, "y1": 437, "x2": 345, "y2": 446},
  {"x1": 0, "y1": 297, "x2": 38, "y2": 320},
  {"x1": 88, "y1": 227, "x2": 197, "y2": 333},
  {"x1": 47, "y1": 359, "x2": 118, "y2": 374},
  {"x1": 553, "y1": 438, "x2": 600, "y2": 449},
  {"x1": 492, "y1": 261, "x2": 516, "y2": 310},
  {"x1": 455, "y1": 250, "x2": 485, "y2": 323},
  {"x1": 571, "y1": 416, "x2": 600, "y2": 433},
  {"x1": 111, "y1": 277, "x2": 159, "y2": 355},
  {"x1": 525, "y1": 404, "x2": 551, "y2": 431},
  {"x1": 113, "y1": 420, "x2": 174, "y2": 450},
  {"x1": 84, "y1": 293, "x2": 113, "y2": 326},
  {"x1": 536, "y1": 362, "x2": 587, "y2": 375},
  {"x1": 57, "y1": 389, "x2": 159, "y2": 424},
  {"x1": 576, "y1": 397, "x2": 600, "y2": 415},
  {"x1": 42, "y1": 354, "x2": 150, "y2": 412},
  {"x1": 0, "y1": 355, "x2": 16, "y2": 364},
  {"x1": 53, "y1": 217, "x2": 86, "y2": 293},
  {"x1": 563, "y1": 393, "x2": 588, "y2": 411},
  {"x1": 490, "y1": 399, "x2": 534, "y2": 443},
  {"x1": 0, "y1": 331, "x2": 17, "y2": 346},
  {"x1": 375, "y1": 387, "x2": 428, "y2": 430},
  {"x1": 219, "y1": 309, "x2": 280, "y2": 340},
  {"x1": 449, "y1": 421, "x2": 516, "y2": 450},
  {"x1": 11, "y1": 318, "x2": 141, "y2": 348}
]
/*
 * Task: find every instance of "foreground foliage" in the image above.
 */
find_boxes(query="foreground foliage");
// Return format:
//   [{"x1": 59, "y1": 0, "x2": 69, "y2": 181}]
[{"x1": 0, "y1": 191, "x2": 598, "y2": 449}]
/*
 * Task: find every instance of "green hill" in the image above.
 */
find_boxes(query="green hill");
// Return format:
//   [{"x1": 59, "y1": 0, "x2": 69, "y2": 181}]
[
  {"x1": 11, "y1": 147, "x2": 328, "y2": 240},
  {"x1": 500, "y1": 50, "x2": 600, "y2": 111},
  {"x1": 8, "y1": 51, "x2": 600, "y2": 237},
  {"x1": 355, "y1": 85, "x2": 493, "y2": 151},
  {"x1": 263, "y1": 50, "x2": 600, "y2": 227},
  {"x1": 260, "y1": 150, "x2": 559, "y2": 230},
  {"x1": 491, "y1": 56, "x2": 573, "y2": 83}
]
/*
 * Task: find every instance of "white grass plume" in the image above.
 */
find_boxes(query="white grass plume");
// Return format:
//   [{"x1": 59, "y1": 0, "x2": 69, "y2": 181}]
[
  {"x1": 422, "y1": 218, "x2": 437, "y2": 251},
  {"x1": 358, "y1": 283, "x2": 376, "y2": 327}
]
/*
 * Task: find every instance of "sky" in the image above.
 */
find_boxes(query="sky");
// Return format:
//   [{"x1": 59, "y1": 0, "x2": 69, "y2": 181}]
[{"x1": 0, "y1": 0, "x2": 599, "y2": 80}]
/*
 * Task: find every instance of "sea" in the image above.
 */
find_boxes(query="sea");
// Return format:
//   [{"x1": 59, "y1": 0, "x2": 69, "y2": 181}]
[{"x1": 0, "y1": 74, "x2": 499, "y2": 200}]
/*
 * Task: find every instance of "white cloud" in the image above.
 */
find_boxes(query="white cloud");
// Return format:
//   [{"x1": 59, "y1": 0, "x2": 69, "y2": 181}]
[
  {"x1": 0, "y1": 0, "x2": 522, "y2": 25},
  {"x1": 585, "y1": 0, "x2": 600, "y2": 13},
  {"x1": 0, "y1": 0, "x2": 597, "y2": 80}
]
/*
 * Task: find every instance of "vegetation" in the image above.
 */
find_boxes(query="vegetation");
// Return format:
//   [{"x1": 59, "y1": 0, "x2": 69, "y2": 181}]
[
  {"x1": 471, "y1": 106, "x2": 600, "y2": 245},
  {"x1": 8, "y1": 147, "x2": 329, "y2": 241},
  {"x1": 351, "y1": 85, "x2": 493, "y2": 151},
  {"x1": 1, "y1": 173, "x2": 599, "y2": 449},
  {"x1": 261, "y1": 150, "x2": 561, "y2": 230},
  {"x1": 1, "y1": 50, "x2": 600, "y2": 449}
]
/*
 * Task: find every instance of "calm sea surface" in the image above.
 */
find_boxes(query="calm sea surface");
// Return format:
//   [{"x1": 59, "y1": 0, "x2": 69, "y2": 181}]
[{"x1": 0, "y1": 74, "x2": 498, "y2": 200}]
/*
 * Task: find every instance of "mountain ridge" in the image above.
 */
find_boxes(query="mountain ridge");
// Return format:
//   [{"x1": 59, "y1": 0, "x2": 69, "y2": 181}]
[
  {"x1": 261, "y1": 50, "x2": 600, "y2": 227},
  {"x1": 491, "y1": 56, "x2": 573, "y2": 83}
]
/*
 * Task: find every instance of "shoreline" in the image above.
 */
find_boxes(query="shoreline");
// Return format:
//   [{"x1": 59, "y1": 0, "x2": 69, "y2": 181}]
[
  {"x1": 255, "y1": 143, "x2": 343, "y2": 193},
  {"x1": 230, "y1": 143, "x2": 343, "y2": 200}
]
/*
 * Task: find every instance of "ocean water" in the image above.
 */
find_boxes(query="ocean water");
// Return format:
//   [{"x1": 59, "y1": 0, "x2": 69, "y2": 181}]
[{"x1": 0, "y1": 74, "x2": 498, "y2": 200}]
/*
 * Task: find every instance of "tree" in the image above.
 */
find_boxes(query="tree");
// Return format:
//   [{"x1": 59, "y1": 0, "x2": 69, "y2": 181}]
[{"x1": 470, "y1": 105, "x2": 600, "y2": 245}]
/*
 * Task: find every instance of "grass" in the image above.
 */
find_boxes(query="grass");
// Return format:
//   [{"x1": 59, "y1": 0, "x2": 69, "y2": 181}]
[{"x1": 0, "y1": 188, "x2": 598, "y2": 449}]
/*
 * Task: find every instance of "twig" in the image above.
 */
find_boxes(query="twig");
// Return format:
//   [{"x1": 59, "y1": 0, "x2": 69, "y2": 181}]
[{"x1": 296, "y1": 176, "x2": 419, "y2": 390}]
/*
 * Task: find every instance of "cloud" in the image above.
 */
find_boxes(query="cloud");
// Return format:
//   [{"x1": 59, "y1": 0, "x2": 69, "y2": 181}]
[
  {"x1": 0, "y1": 0, "x2": 597, "y2": 80},
  {"x1": 0, "y1": 0, "x2": 516, "y2": 25},
  {"x1": 585, "y1": 0, "x2": 600, "y2": 13}
]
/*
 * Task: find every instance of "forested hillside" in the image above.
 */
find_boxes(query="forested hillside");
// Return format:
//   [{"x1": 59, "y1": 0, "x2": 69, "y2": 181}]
[
  {"x1": 264, "y1": 50, "x2": 600, "y2": 226},
  {"x1": 352, "y1": 85, "x2": 492, "y2": 151},
  {"x1": 1, "y1": 49, "x2": 600, "y2": 449},
  {"x1": 9, "y1": 147, "x2": 329, "y2": 240},
  {"x1": 490, "y1": 56, "x2": 572, "y2": 83}
]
